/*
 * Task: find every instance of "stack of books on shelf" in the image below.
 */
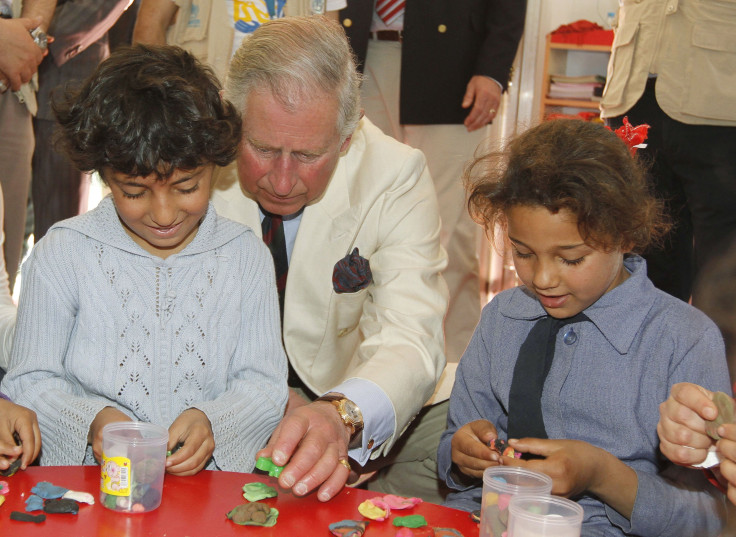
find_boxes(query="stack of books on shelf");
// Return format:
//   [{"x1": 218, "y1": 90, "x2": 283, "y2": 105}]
[{"x1": 548, "y1": 74, "x2": 605, "y2": 101}]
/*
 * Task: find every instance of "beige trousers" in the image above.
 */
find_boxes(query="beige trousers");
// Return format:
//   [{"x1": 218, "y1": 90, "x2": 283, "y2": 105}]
[{"x1": 361, "y1": 40, "x2": 486, "y2": 366}]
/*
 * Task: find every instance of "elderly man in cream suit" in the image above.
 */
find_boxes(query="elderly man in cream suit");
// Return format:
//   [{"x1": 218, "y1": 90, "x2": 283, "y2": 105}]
[
  {"x1": 600, "y1": 0, "x2": 736, "y2": 303},
  {"x1": 212, "y1": 16, "x2": 450, "y2": 503}
]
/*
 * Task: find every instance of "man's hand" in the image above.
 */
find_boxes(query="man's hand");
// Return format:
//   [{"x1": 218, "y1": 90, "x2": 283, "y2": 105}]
[
  {"x1": 657, "y1": 382, "x2": 718, "y2": 467},
  {"x1": 462, "y1": 75, "x2": 502, "y2": 132},
  {"x1": 450, "y1": 419, "x2": 499, "y2": 478},
  {"x1": 166, "y1": 408, "x2": 215, "y2": 476},
  {"x1": 0, "y1": 399, "x2": 41, "y2": 470},
  {"x1": 256, "y1": 400, "x2": 351, "y2": 502},
  {"x1": 0, "y1": 16, "x2": 45, "y2": 91},
  {"x1": 88, "y1": 407, "x2": 132, "y2": 463}
]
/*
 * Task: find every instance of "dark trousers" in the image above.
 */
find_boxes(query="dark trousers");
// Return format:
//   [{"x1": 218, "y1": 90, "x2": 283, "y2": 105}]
[
  {"x1": 608, "y1": 79, "x2": 736, "y2": 303},
  {"x1": 32, "y1": 118, "x2": 90, "y2": 241}
]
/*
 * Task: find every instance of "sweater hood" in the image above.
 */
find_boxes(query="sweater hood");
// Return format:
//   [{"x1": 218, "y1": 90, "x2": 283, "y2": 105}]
[{"x1": 51, "y1": 196, "x2": 251, "y2": 259}]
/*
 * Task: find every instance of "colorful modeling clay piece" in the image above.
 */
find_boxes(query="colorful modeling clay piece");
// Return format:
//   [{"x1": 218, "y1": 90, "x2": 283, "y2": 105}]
[
  {"x1": 358, "y1": 499, "x2": 389, "y2": 521},
  {"x1": 393, "y1": 514, "x2": 428, "y2": 528},
  {"x1": 226, "y1": 502, "x2": 278, "y2": 526},
  {"x1": 44, "y1": 498, "x2": 80, "y2": 514},
  {"x1": 25, "y1": 494, "x2": 44, "y2": 512},
  {"x1": 491, "y1": 439, "x2": 522, "y2": 459},
  {"x1": 102, "y1": 492, "x2": 118, "y2": 510},
  {"x1": 434, "y1": 528, "x2": 465, "y2": 537},
  {"x1": 329, "y1": 519, "x2": 369, "y2": 536},
  {"x1": 255, "y1": 456, "x2": 284, "y2": 477},
  {"x1": 62, "y1": 490, "x2": 95, "y2": 504},
  {"x1": 0, "y1": 480, "x2": 8, "y2": 495},
  {"x1": 166, "y1": 442, "x2": 184, "y2": 457},
  {"x1": 31, "y1": 481, "x2": 69, "y2": 499},
  {"x1": 706, "y1": 391, "x2": 736, "y2": 440},
  {"x1": 134, "y1": 457, "x2": 165, "y2": 485},
  {"x1": 0, "y1": 495, "x2": 5, "y2": 508},
  {"x1": 395, "y1": 529, "x2": 415, "y2": 537},
  {"x1": 470, "y1": 509, "x2": 481, "y2": 523},
  {"x1": 381, "y1": 494, "x2": 423, "y2": 509},
  {"x1": 10, "y1": 511, "x2": 46, "y2": 523},
  {"x1": 242, "y1": 482, "x2": 278, "y2": 502},
  {"x1": 0, "y1": 458, "x2": 22, "y2": 477}
]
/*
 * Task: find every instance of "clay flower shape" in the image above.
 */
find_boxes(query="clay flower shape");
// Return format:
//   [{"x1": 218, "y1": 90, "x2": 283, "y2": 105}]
[{"x1": 332, "y1": 248, "x2": 372, "y2": 294}]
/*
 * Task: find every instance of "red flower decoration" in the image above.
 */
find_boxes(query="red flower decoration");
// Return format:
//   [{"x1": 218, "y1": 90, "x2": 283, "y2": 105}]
[{"x1": 607, "y1": 116, "x2": 650, "y2": 155}]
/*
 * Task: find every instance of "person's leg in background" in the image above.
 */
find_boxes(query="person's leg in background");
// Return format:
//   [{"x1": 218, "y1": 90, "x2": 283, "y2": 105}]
[
  {"x1": 0, "y1": 183, "x2": 18, "y2": 375},
  {"x1": 31, "y1": 117, "x2": 91, "y2": 241},
  {"x1": 363, "y1": 400, "x2": 451, "y2": 504},
  {"x1": 668, "y1": 119, "x2": 736, "y2": 307},
  {"x1": 0, "y1": 92, "x2": 34, "y2": 291},
  {"x1": 360, "y1": 37, "x2": 483, "y2": 503},
  {"x1": 404, "y1": 124, "x2": 484, "y2": 364},
  {"x1": 607, "y1": 80, "x2": 695, "y2": 301}
]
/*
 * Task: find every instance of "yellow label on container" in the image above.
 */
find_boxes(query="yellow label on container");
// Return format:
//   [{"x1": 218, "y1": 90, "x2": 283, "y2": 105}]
[{"x1": 100, "y1": 453, "x2": 132, "y2": 496}]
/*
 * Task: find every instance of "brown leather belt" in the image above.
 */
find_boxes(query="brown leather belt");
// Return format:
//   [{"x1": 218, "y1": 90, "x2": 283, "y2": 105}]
[{"x1": 369, "y1": 30, "x2": 403, "y2": 42}]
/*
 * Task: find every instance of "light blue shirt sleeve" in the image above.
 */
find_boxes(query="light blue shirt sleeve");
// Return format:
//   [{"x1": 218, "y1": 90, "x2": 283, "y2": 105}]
[{"x1": 326, "y1": 378, "x2": 395, "y2": 466}]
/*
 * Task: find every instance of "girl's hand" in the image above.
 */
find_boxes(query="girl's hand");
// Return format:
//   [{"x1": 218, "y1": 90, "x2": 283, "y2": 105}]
[
  {"x1": 88, "y1": 407, "x2": 132, "y2": 463},
  {"x1": 506, "y1": 437, "x2": 637, "y2": 519},
  {"x1": 166, "y1": 408, "x2": 214, "y2": 476},
  {"x1": 0, "y1": 399, "x2": 41, "y2": 470},
  {"x1": 657, "y1": 383, "x2": 717, "y2": 467},
  {"x1": 505, "y1": 438, "x2": 603, "y2": 498},
  {"x1": 450, "y1": 419, "x2": 499, "y2": 478}
]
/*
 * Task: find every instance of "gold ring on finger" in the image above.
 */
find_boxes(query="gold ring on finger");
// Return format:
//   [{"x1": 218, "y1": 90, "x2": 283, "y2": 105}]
[{"x1": 338, "y1": 458, "x2": 351, "y2": 472}]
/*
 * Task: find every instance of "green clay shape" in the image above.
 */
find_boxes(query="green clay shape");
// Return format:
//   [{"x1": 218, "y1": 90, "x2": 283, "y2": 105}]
[
  {"x1": 242, "y1": 482, "x2": 278, "y2": 501},
  {"x1": 255, "y1": 456, "x2": 284, "y2": 477},
  {"x1": 226, "y1": 502, "x2": 278, "y2": 526},
  {"x1": 392, "y1": 514, "x2": 428, "y2": 528},
  {"x1": 706, "y1": 391, "x2": 736, "y2": 440}
]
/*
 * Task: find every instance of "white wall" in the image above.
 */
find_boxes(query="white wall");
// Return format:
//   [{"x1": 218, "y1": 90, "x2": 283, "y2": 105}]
[{"x1": 526, "y1": 0, "x2": 620, "y2": 121}]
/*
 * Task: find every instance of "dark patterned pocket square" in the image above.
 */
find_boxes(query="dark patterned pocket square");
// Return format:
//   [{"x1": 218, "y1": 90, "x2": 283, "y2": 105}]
[{"x1": 332, "y1": 247, "x2": 372, "y2": 294}]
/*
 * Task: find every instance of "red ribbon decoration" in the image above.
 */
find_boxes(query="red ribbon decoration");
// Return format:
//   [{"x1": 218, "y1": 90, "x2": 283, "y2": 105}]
[{"x1": 607, "y1": 116, "x2": 650, "y2": 156}]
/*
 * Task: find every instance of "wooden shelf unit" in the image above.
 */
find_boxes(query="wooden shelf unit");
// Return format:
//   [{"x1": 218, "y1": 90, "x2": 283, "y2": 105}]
[{"x1": 540, "y1": 35, "x2": 612, "y2": 121}]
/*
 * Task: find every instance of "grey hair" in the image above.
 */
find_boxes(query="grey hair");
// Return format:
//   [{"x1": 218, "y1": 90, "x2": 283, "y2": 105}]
[{"x1": 224, "y1": 16, "x2": 362, "y2": 140}]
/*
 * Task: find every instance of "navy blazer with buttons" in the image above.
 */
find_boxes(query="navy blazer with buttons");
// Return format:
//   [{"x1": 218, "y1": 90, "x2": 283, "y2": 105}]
[{"x1": 340, "y1": 0, "x2": 527, "y2": 125}]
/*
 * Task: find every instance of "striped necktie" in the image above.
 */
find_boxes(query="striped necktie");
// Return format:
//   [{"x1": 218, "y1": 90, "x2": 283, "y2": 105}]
[
  {"x1": 376, "y1": 0, "x2": 405, "y2": 25},
  {"x1": 261, "y1": 212, "x2": 288, "y2": 321}
]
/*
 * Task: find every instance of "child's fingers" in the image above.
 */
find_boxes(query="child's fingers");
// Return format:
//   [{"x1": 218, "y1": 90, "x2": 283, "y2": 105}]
[
  {"x1": 468, "y1": 420, "x2": 498, "y2": 445},
  {"x1": 18, "y1": 415, "x2": 42, "y2": 468},
  {"x1": 508, "y1": 437, "x2": 552, "y2": 457},
  {"x1": 670, "y1": 383, "x2": 717, "y2": 422},
  {"x1": 166, "y1": 436, "x2": 214, "y2": 476}
]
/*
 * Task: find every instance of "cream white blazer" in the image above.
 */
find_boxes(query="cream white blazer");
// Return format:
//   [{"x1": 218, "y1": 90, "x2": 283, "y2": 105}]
[{"x1": 212, "y1": 118, "x2": 449, "y2": 456}]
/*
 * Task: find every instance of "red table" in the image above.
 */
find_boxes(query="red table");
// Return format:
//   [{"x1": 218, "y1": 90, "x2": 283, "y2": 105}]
[{"x1": 0, "y1": 466, "x2": 479, "y2": 536}]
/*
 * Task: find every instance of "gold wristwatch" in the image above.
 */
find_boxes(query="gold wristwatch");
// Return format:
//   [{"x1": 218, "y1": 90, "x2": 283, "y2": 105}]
[{"x1": 315, "y1": 393, "x2": 364, "y2": 438}]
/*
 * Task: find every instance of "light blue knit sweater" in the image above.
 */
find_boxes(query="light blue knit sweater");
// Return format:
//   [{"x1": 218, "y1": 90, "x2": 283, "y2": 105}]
[{"x1": 1, "y1": 196, "x2": 288, "y2": 470}]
